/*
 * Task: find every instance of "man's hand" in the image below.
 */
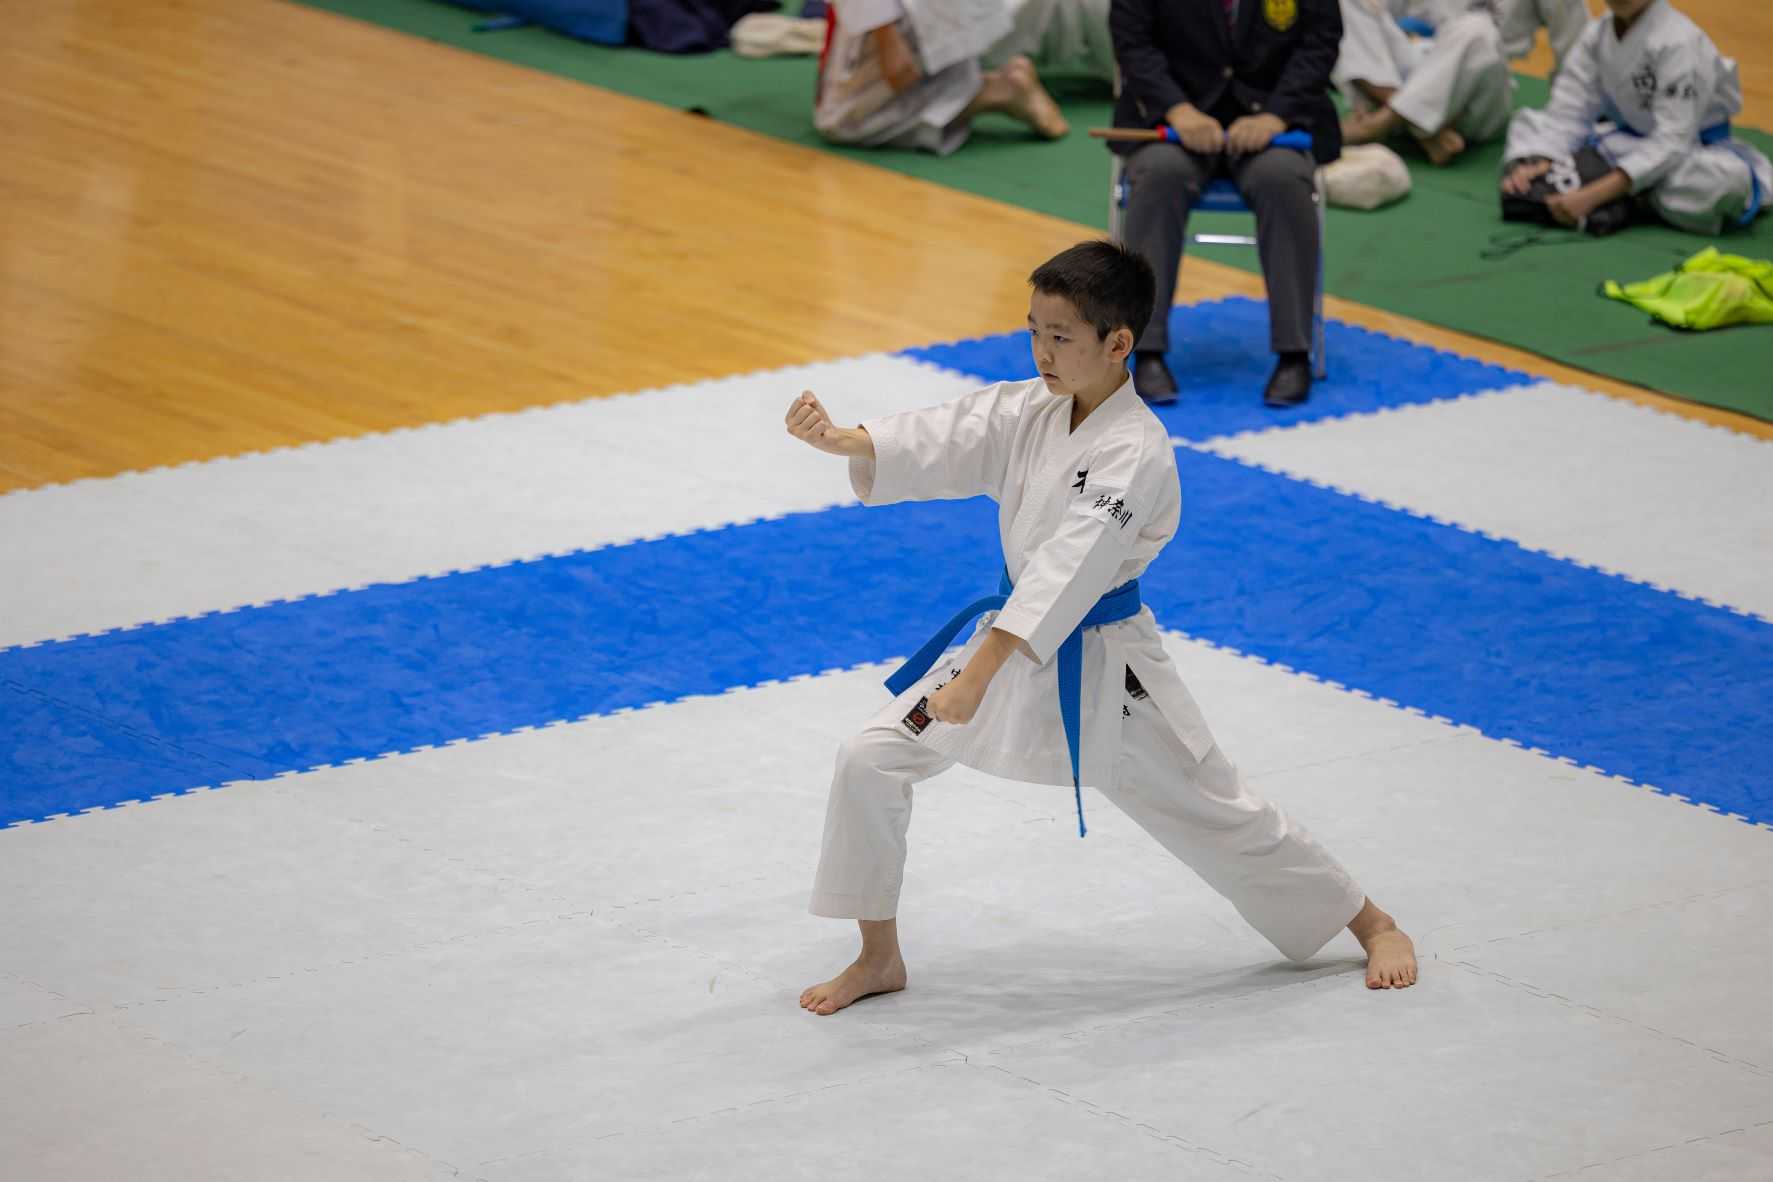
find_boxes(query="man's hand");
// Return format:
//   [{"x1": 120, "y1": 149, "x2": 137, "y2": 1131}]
[
  {"x1": 1225, "y1": 112, "x2": 1286, "y2": 155},
  {"x1": 928, "y1": 672, "x2": 987, "y2": 725},
  {"x1": 1166, "y1": 102, "x2": 1225, "y2": 154},
  {"x1": 785, "y1": 391, "x2": 869, "y2": 457},
  {"x1": 1501, "y1": 158, "x2": 1552, "y2": 196},
  {"x1": 874, "y1": 24, "x2": 921, "y2": 93}
]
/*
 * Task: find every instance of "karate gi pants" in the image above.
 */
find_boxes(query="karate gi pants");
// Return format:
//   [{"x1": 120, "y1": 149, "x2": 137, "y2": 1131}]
[
  {"x1": 1510, "y1": 107, "x2": 1771, "y2": 236},
  {"x1": 1337, "y1": 11, "x2": 1514, "y2": 144},
  {"x1": 808, "y1": 701, "x2": 1368, "y2": 964},
  {"x1": 1122, "y1": 142, "x2": 1320, "y2": 356}
]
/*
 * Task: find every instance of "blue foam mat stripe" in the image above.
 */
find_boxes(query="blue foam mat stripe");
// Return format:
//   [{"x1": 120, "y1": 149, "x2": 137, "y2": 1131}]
[
  {"x1": 902, "y1": 298, "x2": 1535, "y2": 440},
  {"x1": 4, "y1": 450, "x2": 1770, "y2": 829}
]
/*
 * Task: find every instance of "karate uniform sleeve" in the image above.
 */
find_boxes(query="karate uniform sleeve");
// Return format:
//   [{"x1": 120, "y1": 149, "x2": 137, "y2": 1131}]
[
  {"x1": 1110, "y1": 0, "x2": 1190, "y2": 119},
  {"x1": 1264, "y1": 0, "x2": 1343, "y2": 128},
  {"x1": 847, "y1": 382, "x2": 1021, "y2": 506},
  {"x1": 1503, "y1": 19, "x2": 1605, "y2": 163},
  {"x1": 992, "y1": 436, "x2": 1155, "y2": 665},
  {"x1": 1609, "y1": 41, "x2": 1710, "y2": 193},
  {"x1": 836, "y1": 0, "x2": 907, "y2": 35}
]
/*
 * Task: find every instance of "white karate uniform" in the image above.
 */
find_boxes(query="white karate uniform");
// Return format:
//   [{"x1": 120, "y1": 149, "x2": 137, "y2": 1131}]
[
  {"x1": 1334, "y1": 1, "x2": 1507, "y2": 142},
  {"x1": 1490, "y1": 0, "x2": 1588, "y2": 71},
  {"x1": 983, "y1": 0, "x2": 1117, "y2": 82},
  {"x1": 808, "y1": 375, "x2": 1366, "y2": 963},
  {"x1": 814, "y1": 0, "x2": 990, "y2": 155},
  {"x1": 1504, "y1": 1, "x2": 1770, "y2": 235}
]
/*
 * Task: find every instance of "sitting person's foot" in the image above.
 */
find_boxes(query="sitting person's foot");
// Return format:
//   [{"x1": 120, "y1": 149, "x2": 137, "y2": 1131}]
[
  {"x1": 1263, "y1": 351, "x2": 1311, "y2": 407},
  {"x1": 1413, "y1": 124, "x2": 1467, "y2": 166},
  {"x1": 1340, "y1": 105, "x2": 1400, "y2": 145},
  {"x1": 1134, "y1": 351, "x2": 1178, "y2": 405},
  {"x1": 799, "y1": 953, "x2": 907, "y2": 1016},
  {"x1": 1001, "y1": 55, "x2": 1070, "y2": 140}
]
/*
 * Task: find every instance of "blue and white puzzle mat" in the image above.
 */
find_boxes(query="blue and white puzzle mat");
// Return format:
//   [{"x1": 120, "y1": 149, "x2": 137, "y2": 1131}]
[{"x1": 4, "y1": 297, "x2": 1771, "y2": 831}]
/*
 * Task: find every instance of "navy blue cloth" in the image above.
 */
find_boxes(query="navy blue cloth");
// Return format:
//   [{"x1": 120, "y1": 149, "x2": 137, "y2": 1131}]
[
  {"x1": 443, "y1": 0, "x2": 777, "y2": 51},
  {"x1": 884, "y1": 572, "x2": 1144, "y2": 838},
  {"x1": 630, "y1": 0, "x2": 777, "y2": 51}
]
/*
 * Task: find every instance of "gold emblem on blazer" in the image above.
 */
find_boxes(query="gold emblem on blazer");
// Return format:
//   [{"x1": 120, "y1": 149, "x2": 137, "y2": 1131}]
[{"x1": 1263, "y1": 0, "x2": 1297, "y2": 31}]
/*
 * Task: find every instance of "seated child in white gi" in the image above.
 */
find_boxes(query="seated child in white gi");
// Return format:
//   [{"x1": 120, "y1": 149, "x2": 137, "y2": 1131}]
[
  {"x1": 782, "y1": 241, "x2": 1418, "y2": 1016},
  {"x1": 815, "y1": 0, "x2": 1070, "y2": 155},
  {"x1": 1337, "y1": 0, "x2": 1590, "y2": 166},
  {"x1": 1500, "y1": 0, "x2": 1771, "y2": 235}
]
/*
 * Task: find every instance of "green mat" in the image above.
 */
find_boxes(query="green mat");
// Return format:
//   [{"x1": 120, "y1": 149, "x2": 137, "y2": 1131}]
[{"x1": 294, "y1": 0, "x2": 1772, "y2": 420}]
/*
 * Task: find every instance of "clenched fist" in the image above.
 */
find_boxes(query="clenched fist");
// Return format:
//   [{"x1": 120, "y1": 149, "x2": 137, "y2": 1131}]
[{"x1": 785, "y1": 390, "x2": 871, "y2": 458}]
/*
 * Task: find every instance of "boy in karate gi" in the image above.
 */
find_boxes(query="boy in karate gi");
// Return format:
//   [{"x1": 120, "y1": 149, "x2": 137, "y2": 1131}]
[
  {"x1": 783, "y1": 241, "x2": 1417, "y2": 1016},
  {"x1": 1337, "y1": 0, "x2": 1590, "y2": 165},
  {"x1": 1500, "y1": 0, "x2": 1770, "y2": 235},
  {"x1": 816, "y1": 0, "x2": 1070, "y2": 155}
]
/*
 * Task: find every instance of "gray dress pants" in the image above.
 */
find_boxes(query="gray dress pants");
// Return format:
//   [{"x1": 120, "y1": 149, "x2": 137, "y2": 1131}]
[{"x1": 1122, "y1": 141, "x2": 1320, "y2": 355}]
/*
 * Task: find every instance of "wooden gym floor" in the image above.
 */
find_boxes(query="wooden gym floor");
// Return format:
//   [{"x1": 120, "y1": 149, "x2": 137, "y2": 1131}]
[{"x1": 2, "y1": 0, "x2": 1770, "y2": 497}]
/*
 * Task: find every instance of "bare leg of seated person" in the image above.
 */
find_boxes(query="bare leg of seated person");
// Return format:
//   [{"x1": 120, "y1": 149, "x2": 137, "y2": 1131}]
[
  {"x1": 1340, "y1": 81, "x2": 1466, "y2": 165},
  {"x1": 965, "y1": 53, "x2": 1069, "y2": 139}
]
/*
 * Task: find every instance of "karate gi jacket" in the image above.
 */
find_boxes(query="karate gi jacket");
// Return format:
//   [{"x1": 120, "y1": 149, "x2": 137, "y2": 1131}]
[{"x1": 848, "y1": 375, "x2": 1217, "y2": 792}]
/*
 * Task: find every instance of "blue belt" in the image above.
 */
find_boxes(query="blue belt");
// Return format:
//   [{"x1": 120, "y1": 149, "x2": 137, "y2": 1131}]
[{"x1": 884, "y1": 572, "x2": 1143, "y2": 838}]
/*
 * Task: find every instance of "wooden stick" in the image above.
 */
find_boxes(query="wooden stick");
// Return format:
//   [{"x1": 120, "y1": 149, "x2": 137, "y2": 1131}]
[{"x1": 1089, "y1": 128, "x2": 1168, "y2": 141}]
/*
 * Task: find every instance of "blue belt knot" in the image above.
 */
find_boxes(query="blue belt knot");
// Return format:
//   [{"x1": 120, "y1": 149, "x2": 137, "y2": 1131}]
[{"x1": 884, "y1": 571, "x2": 1143, "y2": 837}]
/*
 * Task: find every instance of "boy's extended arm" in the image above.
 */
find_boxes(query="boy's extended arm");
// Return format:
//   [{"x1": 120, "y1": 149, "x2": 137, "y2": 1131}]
[{"x1": 785, "y1": 390, "x2": 874, "y2": 460}]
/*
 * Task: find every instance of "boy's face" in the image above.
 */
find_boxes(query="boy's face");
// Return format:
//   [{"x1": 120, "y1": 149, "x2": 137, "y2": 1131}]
[{"x1": 1027, "y1": 290, "x2": 1133, "y2": 398}]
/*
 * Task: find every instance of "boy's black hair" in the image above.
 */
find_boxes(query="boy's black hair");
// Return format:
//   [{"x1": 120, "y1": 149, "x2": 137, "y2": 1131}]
[{"x1": 1028, "y1": 240, "x2": 1156, "y2": 342}]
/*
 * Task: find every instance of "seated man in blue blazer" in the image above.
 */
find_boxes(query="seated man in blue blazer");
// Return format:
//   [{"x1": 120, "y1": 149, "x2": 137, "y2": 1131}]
[{"x1": 1109, "y1": 0, "x2": 1341, "y2": 407}]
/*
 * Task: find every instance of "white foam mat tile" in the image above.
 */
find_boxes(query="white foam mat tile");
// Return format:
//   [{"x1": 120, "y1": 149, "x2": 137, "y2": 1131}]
[
  {"x1": 267, "y1": 668, "x2": 907, "y2": 911},
  {"x1": 0, "y1": 355, "x2": 976, "y2": 649},
  {"x1": 1447, "y1": 881, "x2": 1773, "y2": 1074},
  {"x1": 0, "y1": 973, "x2": 88, "y2": 1029},
  {"x1": 262, "y1": 637, "x2": 1452, "y2": 918},
  {"x1": 1245, "y1": 731, "x2": 1773, "y2": 959},
  {"x1": 980, "y1": 962, "x2": 1773, "y2": 1182},
  {"x1": 119, "y1": 912, "x2": 953, "y2": 1170},
  {"x1": 482, "y1": 1059, "x2": 1268, "y2": 1182},
  {"x1": 0, "y1": 778, "x2": 563, "y2": 1007},
  {"x1": 0, "y1": 1012, "x2": 455, "y2": 1181},
  {"x1": 1577, "y1": 1121, "x2": 1773, "y2": 1182},
  {"x1": 1201, "y1": 383, "x2": 1773, "y2": 619}
]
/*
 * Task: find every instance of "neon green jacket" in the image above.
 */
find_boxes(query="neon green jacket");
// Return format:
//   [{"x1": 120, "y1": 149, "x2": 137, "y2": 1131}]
[{"x1": 1602, "y1": 248, "x2": 1773, "y2": 330}]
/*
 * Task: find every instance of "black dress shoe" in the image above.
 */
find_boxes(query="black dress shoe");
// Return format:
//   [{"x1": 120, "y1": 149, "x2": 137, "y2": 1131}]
[
  {"x1": 1134, "y1": 352, "x2": 1178, "y2": 405},
  {"x1": 1263, "y1": 352, "x2": 1312, "y2": 407}
]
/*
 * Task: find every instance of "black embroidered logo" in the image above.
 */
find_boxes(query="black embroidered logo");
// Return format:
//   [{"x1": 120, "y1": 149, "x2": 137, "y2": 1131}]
[
  {"x1": 1093, "y1": 493, "x2": 1134, "y2": 529},
  {"x1": 902, "y1": 697, "x2": 933, "y2": 736},
  {"x1": 1630, "y1": 58, "x2": 1658, "y2": 111},
  {"x1": 1073, "y1": 469, "x2": 1088, "y2": 493},
  {"x1": 1126, "y1": 667, "x2": 1150, "y2": 701}
]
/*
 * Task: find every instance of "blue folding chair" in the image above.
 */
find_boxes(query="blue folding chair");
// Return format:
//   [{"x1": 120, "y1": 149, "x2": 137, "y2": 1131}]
[{"x1": 1107, "y1": 127, "x2": 1328, "y2": 380}]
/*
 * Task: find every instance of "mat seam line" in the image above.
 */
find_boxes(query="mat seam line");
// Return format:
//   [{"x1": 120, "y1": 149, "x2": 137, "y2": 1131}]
[{"x1": 1445, "y1": 959, "x2": 1773, "y2": 1078}]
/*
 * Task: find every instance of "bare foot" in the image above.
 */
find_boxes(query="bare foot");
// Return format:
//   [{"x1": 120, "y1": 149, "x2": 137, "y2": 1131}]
[
  {"x1": 1347, "y1": 898, "x2": 1417, "y2": 989},
  {"x1": 1000, "y1": 55, "x2": 1069, "y2": 140},
  {"x1": 1413, "y1": 125, "x2": 1467, "y2": 167},
  {"x1": 800, "y1": 955, "x2": 907, "y2": 1016},
  {"x1": 1340, "y1": 106, "x2": 1400, "y2": 145},
  {"x1": 1360, "y1": 928, "x2": 1417, "y2": 989}
]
